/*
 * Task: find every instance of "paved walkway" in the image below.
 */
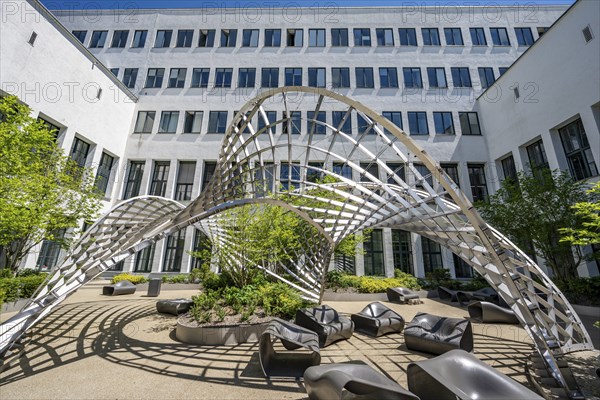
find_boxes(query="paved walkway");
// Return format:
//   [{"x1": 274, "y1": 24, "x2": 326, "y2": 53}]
[{"x1": 0, "y1": 285, "x2": 556, "y2": 399}]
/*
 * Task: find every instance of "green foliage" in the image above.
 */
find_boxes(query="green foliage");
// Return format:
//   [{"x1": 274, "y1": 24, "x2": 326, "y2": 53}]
[
  {"x1": 0, "y1": 268, "x2": 13, "y2": 279},
  {"x1": 189, "y1": 268, "x2": 204, "y2": 283},
  {"x1": 421, "y1": 269, "x2": 459, "y2": 289},
  {"x1": 0, "y1": 95, "x2": 102, "y2": 273},
  {"x1": 555, "y1": 277, "x2": 600, "y2": 306},
  {"x1": 259, "y1": 282, "x2": 312, "y2": 319},
  {"x1": 111, "y1": 273, "x2": 148, "y2": 285},
  {"x1": 161, "y1": 274, "x2": 189, "y2": 284},
  {"x1": 560, "y1": 182, "x2": 600, "y2": 259},
  {"x1": 477, "y1": 169, "x2": 588, "y2": 280},
  {"x1": 459, "y1": 274, "x2": 489, "y2": 291},
  {"x1": 0, "y1": 274, "x2": 47, "y2": 305},
  {"x1": 326, "y1": 270, "x2": 420, "y2": 293}
]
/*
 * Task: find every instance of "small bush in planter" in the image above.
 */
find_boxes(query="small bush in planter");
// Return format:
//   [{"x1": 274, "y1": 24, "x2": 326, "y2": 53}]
[{"x1": 111, "y1": 273, "x2": 147, "y2": 285}]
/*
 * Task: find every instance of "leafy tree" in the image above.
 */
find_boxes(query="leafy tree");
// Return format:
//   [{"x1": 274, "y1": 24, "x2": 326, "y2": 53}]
[
  {"x1": 0, "y1": 96, "x2": 101, "y2": 275},
  {"x1": 560, "y1": 181, "x2": 600, "y2": 260},
  {"x1": 477, "y1": 169, "x2": 588, "y2": 280}
]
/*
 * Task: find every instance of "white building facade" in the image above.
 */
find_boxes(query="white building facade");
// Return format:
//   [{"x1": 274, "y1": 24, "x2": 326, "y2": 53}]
[{"x1": 2, "y1": 0, "x2": 598, "y2": 278}]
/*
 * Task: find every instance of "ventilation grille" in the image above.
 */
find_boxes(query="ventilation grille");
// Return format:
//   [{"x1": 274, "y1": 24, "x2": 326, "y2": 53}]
[{"x1": 582, "y1": 25, "x2": 593, "y2": 43}]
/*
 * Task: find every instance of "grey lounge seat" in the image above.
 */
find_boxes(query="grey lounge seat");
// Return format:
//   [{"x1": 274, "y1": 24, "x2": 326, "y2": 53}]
[
  {"x1": 456, "y1": 287, "x2": 498, "y2": 306},
  {"x1": 467, "y1": 301, "x2": 519, "y2": 324},
  {"x1": 102, "y1": 280, "x2": 136, "y2": 296},
  {"x1": 437, "y1": 286, "x2": 459, "y2": 302},
  {"x1": 295, "y1": 305, "x2": 354, "y2": 348},
  {"x1": 156, "y1": 299, "x2": 193, "y2": 315},
  {"x1": 259, "y1": 318, "x2": 321, "y2": 378},
  {"x1": 404, "y1": 312, "x2": 473, "y2": 355},
  {"x1": 407, "y1": 349, "x2": 543, "y2": 400},
  {"x1": 351, "y1": 302, "x2": 405, "y2": 337},
  {"x1": 387, "y1": 287, "x2": 420, "y2": 304},
  {"x1": 304, "y1": 362, "x2": 420, "y2": 400},
  {"x1": 147, "y1": 278, "x2": 161, "y2": 297}
]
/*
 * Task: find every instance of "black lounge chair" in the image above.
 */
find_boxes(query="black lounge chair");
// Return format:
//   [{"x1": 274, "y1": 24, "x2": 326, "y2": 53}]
[
  {"x1": 351, "y1": 302, "x2": 405, "y2": 337},
  {"x1": 407, "y1": 349, "x2": 543, "y2": 399},
  {"x1": 467, "y1": 301, "x2": 519, "y2": 324},
  {"x1": 259, "y1": 318, "x2": 321, "y2": 378},
  {"x1": 386, "y1": 287, "x2": 420, "y2": 304},
  {"x1": 295, "y1": 305, "x2": 354, "y2": 348},
  {"x1": 404, "y1": 312, "x2": 473, "y2": 355},
  {"x1": 102, "y1": 280, "x2": 136, "y2": 296},
  {"x1": 456, "y1": 287, "x2": 498, "y2": 306},
  {"x1": 304, "y1": 362, "x2": 420, "y2": 400},
  {"x1": 156, "y1": 299, "x2": 194, "y2": 315},
  {"x1": 437, "y1": 286, "x2": 459, "y2": 302}
]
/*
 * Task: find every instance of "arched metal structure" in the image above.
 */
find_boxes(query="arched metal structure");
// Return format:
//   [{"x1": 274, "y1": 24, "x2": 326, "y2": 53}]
[{"x1": 0, "y1": 87, "x2": 592, "y2": 396}]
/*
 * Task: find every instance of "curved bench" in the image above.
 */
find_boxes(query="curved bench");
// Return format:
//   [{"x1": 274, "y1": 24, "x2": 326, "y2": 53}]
[
  {"x1": 295, "y1": 305, "x2": 354, "y2": 348},
  {"x1": 156, "y1": 299, "x2": 194, "y2": 315},
  {"x1": 102, "y1": 280, "x2": 136, "y2": 296},
  {"x1": 467, "y1": 301, "x2": 519, "y2": 324},
  {"x1": 437, "y1": 286, "x2": 459, "y2": 302},
  {"x1": 386, "y1": 287, "x2": 420, "y2": 304},
  {"x1": 456, "y1": 287, "x2": 498, "y2": 306},
  {"x1": 351, "y1": 302, "x2": 405, "y2": 337},
  {"x1": 404, "y1": 312, "x2": 473, "y2": 355}
]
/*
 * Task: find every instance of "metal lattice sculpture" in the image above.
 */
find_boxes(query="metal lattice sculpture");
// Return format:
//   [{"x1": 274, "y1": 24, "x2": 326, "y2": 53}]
[{"x1": 0, "y1": 88, "x2": 592, "y2": 396}]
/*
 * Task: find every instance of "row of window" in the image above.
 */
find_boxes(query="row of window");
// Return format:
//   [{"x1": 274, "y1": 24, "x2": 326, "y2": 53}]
[
  {"x1": 115, "y1": 66, "x2": 505, "y2": 90},
  {"x1": 134, "y1": 109, "x2": 481, "y2": 136},
  {"x1": 75, "y1": 26, "x2": 541, "y2": 50}
]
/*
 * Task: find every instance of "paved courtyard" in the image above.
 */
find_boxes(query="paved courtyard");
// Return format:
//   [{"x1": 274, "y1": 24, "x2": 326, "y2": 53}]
[{"x1": 0, "y1": 285, "x2": 561, "y2": 399}]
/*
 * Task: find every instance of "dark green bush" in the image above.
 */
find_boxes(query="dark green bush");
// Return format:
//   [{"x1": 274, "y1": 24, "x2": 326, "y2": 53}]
[
  {"x1": 422, "y1": 269, "x2": 460, "y2": 289},
  {"x1": 459, "y1": 274, "x2": 489, "y2": 291},
  {"x1": 555, "y1": 277, "x2": 600, "y2": 306},
  {"x1": 0, "y1": 269, "x2": 13, "y2": 279},
  {"x1": 0, "y1": 274, "x2": 47, "y2": 305},
  {"x1": 259, "y1": 282, "x2": 313, "y2": 319},
  {"x1": 162, "y1": 274, "x2": 189, "y2": 284}
]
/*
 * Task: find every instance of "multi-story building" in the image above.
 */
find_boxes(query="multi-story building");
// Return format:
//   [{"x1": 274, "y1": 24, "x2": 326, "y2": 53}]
[{"x1": 2, "y1": 0, "x2": 598, "y2": 278}]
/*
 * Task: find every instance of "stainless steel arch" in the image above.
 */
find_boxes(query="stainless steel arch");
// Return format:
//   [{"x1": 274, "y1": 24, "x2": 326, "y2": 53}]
[{"x1": 0, "y1": 88, "x2": 591, "y2": 396}]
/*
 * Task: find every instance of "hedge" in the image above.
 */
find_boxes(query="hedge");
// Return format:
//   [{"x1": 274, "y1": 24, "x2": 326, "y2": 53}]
[
  {"x1": 0, "y1": 275, "x2": 47, "y2": 305},
  {"x1": 111, "y1": 273, "x2": 148, "y2": 285}
]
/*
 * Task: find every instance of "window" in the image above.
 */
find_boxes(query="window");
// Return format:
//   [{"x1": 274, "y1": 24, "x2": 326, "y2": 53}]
[
  {"x1": 355, "y1": 67, "x2": 374, "y2": 88},
  {"x1": 122, "y1": 68, "x2": 138, "y2": 88},
  {"x1": 427, "y1": 67, "x2": 447, "y2": 88},
  {"x1": 444, "y1": 28, "x2": 463, "y2": 45},
  {"x1": 353, "y1": 28, "x2": 371, "y2": 46},
  {"x1": 422, "y1": 237, "x2": 443, "y2": 273},
  {"x1": 286, "y1": 29, "x2": 303, "y2": 47},
  {"x1": 123, "y1": 161, "x2": 145, "y2": 199},
  {"x1": 191, "y1": 229, "x2": 211, "y2": 269},
  {"x1": 559, "y1": 118, "x2": 598, "y2": 180},
  {"x1": 168, "y1": 68, "x2": 186, "y2": 88},
  {"x1": 261, "y1": 68, "x2": 279, "y2": 88},
  {"x1": 306, "y1": 161, "x2": 324, "y2": 183},
  {"x1": 238, "y1": 68, "x2": 256, "y2": 88},
  {"x1": 38, "y1": 118, "x2": 60, "y2": 140},
  {"x1": 382, "y1": 111, "x2": 402, "y2": 134},
  {"x1": 150, "y1": 161, "x2": 170, "y2": 196},
  {"x1": 111, "y1": 30, "x2": 129, "y2": 48},
  {"x1": 264, "y1": 29, "x2": 281, "y2": 47},
  {"x1": 95, "y1": 152, "x2": 114, "y2": 195},
  {"x1": 501, "y1": 155, "x2": 518, "y2": 183},
  {"x1": 526, "y1": 139, "x2": 550, "y2": 179},
  {"x1": 478, "y1": 67, "x2": 495, "y2": 89},
  {"x1": 158, "y1": 111, "x2": 179, "y2": 133},
  {"x1": 360, "y1": 162, "x2": 379, "y2": 182},
  {"x1": 89, "y1": 30, "x2": 107, "y2": 48},
  {"x1": 392, "y1": 229, "x2": 413, "y2": 274},
  {"x1": 308, "y1": 68, "x2": 325, "y2": 88},
  {"x1": 499, "y1": 67, "x2": 509, "y2": 75},
  {"x1": 198, "y1": 29, "x2": 215, "y2": 47},
  {"x1": 309, "y1": 29, "x2": 325, "y2": 47},
  {"x1": 70, "y1": 137, "x2": 90, "y2": 168},
  {"x1": 386, "y1": 162, "x2": 406, "y2": 183},
  {"x1": 364, "y1": 229, "x2": 384, "y2": 276},
  {"x1": 467, "y1": 164, "x2": 488, "y2": 201},
  {"x1": 183, "y1": 111, "x2": 203, "y2": 133},
  {"x1": 36, "y1": 229, "x2": 65, "y2": 270},
  {"x1": 108, "y1": 260, "x2": 123, "y2": 272},
  {"x1": 470, "y1": 28, "x2": 487, "y2": 46},
  {"x1": 110, "y1": 68, "x2": 119, "y2": 76},
  {"x1": 453, "y1": 253, "x2": 473, "y2": 278},
  {"x1": 282, "y1": 111, "x2": 301, "y2": 135},
  {"x1": 422, "y1": 28, "x2": 440, "y2": 45},
  {"x1": 175, "y1": 161, "x2": 196, "y2": 201},
  {"x1": 451, "y1": 67, "x2": 471, "y2": 88},
  {"x1": 134, "y1": 111, "x2": 155, "y2": 133},
  {"x1": 176, "y1": 29, "x2": 193, "y2": 47},
  {"x1": 145, "y1": 68, "x2": 164, "y2": 88},
  {"x1": 72, "y1": 30, "x2": 87, "y2": 44},
  {"x1": 285, "y1": 67, "x2": 302, "y2": 86},
  {"x1": 459, "y1": 112, "x2": 481, "y2": 135},
  {"x1": 191, "y1": 68, "x2": 209, "y2": 88},
  {"x1": 202, "y1": 161, "x2": 217, "y2": 191},
  {"x1": 376, "y1": 28, "x2": 394, "y2": 46},
  {"x1": 131, "y1": 30, "x2": 147, "y2": 48},
  {"x1": 537, "y1": 27, "x2": 549, "y2": 37},
  {"x1": 163, "y1": 230, "x2": 186, "y2": 272},
  {"x1": 280, "y1": 162, "x2": 301, "y2": 191},
  {"x1": 333, "y1": 162, "x2": 352, "y2": 179},
  {"x1": 154, "y1": 30, "x2": 172, "y2": 48},
  {"x1": 257, "y1": 111, "x2": 277, "y2": 135},
  {"x1": 242, "y1": 29, "x2": 259, "y2": 47},
  {"x1": 403, "y1": 67, "x2": 422, "y2": 88},
  {"x1": 332, "y1": 111, "x2": 352, "y2": 134},
  {"x1": 220, "y1": 29, "x2": 237, "y2": 47},
  {"x1": 399, "y1": 28, "x2": 417, "y2": 46},
  {"x1": 208, "y1": 111, "x2": 228, "y2": 133},
  {"x1": 414, "y1": 163, "x2": 433, "y2": 187},
  {"x1": 331, "y1": 28, "x2": 348, "y2": 46},
  {"x1": 214, "y1": 68, "x2": 233, "y2": 88},
  {"x1": 134, "y1": 244, "x2": 155, "y2": 272},
  {"x1": 512, "y1": 27, "x2": 534, "y2": 47},
  {"x1": 379, "y1": 67, "x2": 398, "y2": 88},
  {"x1": 357, "y1": 114, "x2": 372, "y2": 135},
  {"x1": 307, "y1": 111, "x2": 326, "y2": 135},
  {"x1": 490, "y1": 27, "x2": 510, "y2": 46},
  {"x1": 408, "y1": 112, "x2": 428, "y2": 135},
  {"x1": 332, "y1": 67, "x2": 350, "y2": 88},
  {"x1": 441, "y1": 163, "x2": 460, "y2": 187},
  {"x1": 433, "y1": 112, "x2": 454, "y2": 134}
]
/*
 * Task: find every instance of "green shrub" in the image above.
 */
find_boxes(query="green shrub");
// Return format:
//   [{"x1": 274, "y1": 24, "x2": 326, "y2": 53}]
[
  {"x1": 0, "y1": 269, "x2": 13, "y2": 279},
  {"x1": 16, "y1": 268, "x2": 43, "y2": 277},
  {"x1": 326, "y1": 270, "x2": 420, "y2": 293},
  {"x1": 460, "y1": 274, "x2": 489, "y2": 291},
  {"x1": 555, "y1": 277, "x2": 600, "y2": 306},
  {"x1": 111, "y1": 273, "x2": 147, "y2": 285},
  {"x1": 189, "y1": 268, "x2": 203, "y2": 283},
  {"x1": 162, "y1": 274, "x2": 189, "y2": 284},
  {"x1": 0, "y1": 274, "x2": 47, "y2": 305},
  {"x1": 259, "y1": 282, "x2": 313, "y2": 319},
  {"x1": 0, "y1": 287, "x2": 6, "y2": 305},
  {"x1": 422, "y1": 269, "x2": 460, "y2": 289}
]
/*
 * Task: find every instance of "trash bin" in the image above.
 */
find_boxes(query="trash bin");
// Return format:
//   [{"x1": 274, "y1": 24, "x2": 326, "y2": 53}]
[{"x1": 147, "y1": 278, "x2": 161, "y2": 297}]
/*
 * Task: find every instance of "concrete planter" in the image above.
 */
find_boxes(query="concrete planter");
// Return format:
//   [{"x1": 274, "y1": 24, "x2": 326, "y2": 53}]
[{"x1": 176, "y1": 319, "x2": 269, "y2": 345}]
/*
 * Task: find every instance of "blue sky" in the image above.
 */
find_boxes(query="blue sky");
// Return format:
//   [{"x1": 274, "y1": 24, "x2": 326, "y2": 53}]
[{"x1": 41, "y1": 0, "x2": 575, "y2": 10}]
